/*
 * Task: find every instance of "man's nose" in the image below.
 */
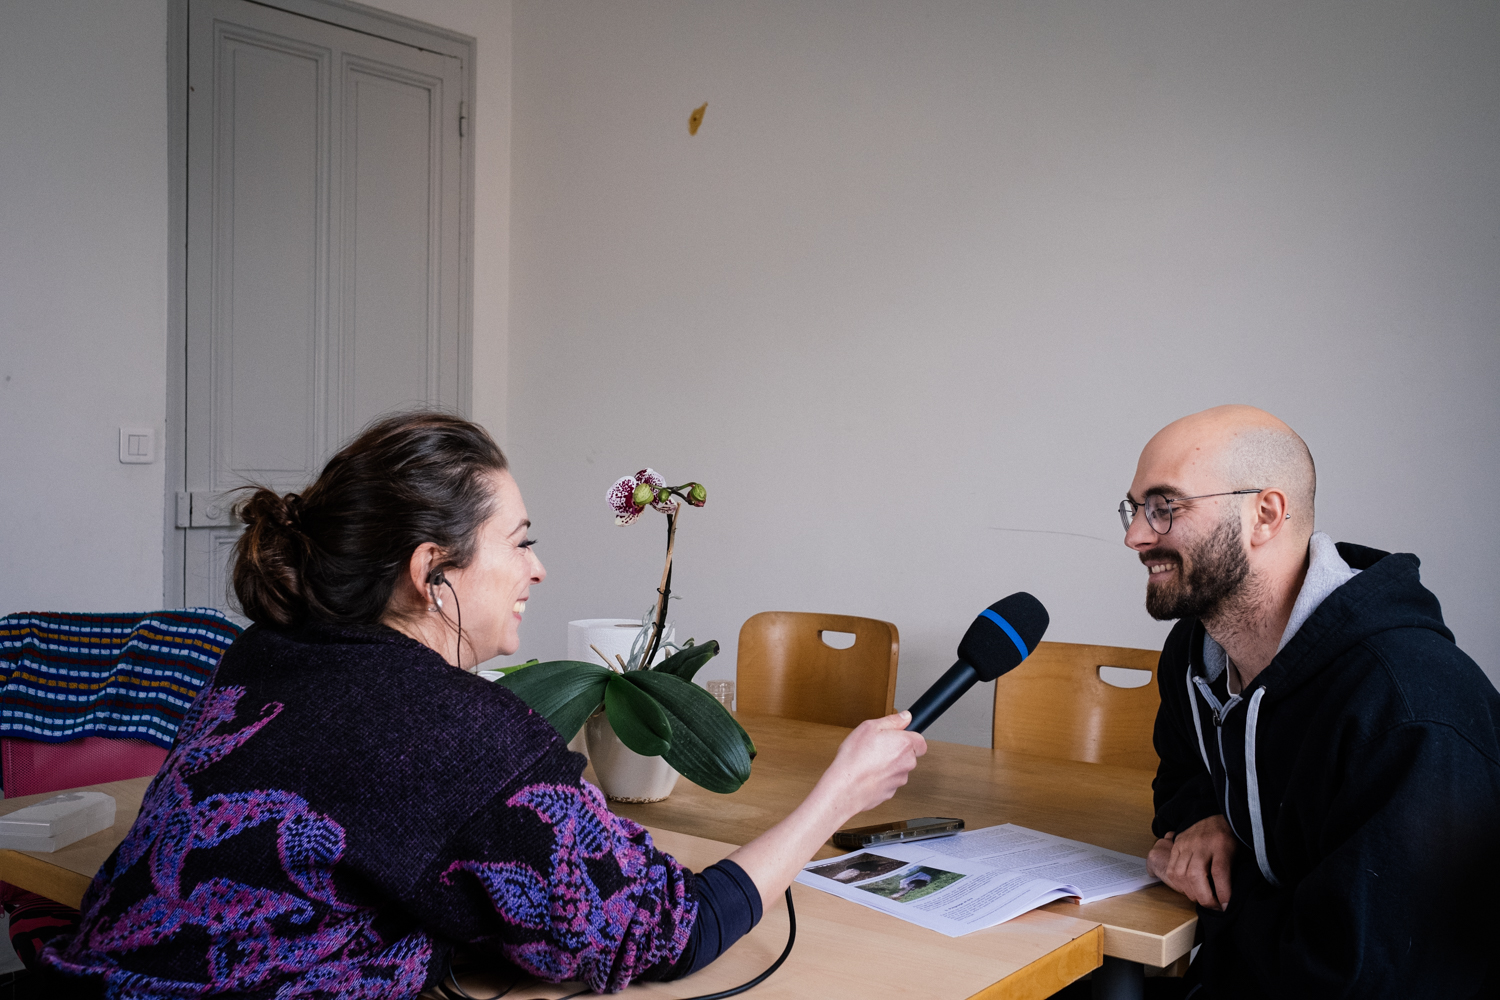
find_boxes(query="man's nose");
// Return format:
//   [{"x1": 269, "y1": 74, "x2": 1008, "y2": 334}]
[{"x1": 1124, "y1": 508, "x2": 1157, "y2": 551}]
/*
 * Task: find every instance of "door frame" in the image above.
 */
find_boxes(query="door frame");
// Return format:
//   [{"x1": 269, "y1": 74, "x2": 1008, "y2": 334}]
[{"x1": 163, "y1": 0, "x2": 477, "y2": 606}]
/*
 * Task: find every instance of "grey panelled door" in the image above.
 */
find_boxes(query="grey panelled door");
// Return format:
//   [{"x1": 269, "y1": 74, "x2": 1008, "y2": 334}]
[{"x1": 182, "y1": 0, "x2": 465, "y2": 610}]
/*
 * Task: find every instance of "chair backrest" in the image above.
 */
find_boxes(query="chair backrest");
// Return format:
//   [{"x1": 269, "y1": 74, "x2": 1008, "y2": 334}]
[
  {"x1": 991, "y1": 640, "x2": 1162, "y2": 770},
  {"x1": 1, "y1": 736, "x2": 169, "y2": 798},
  {"x1": 736, "y1": 612, "x2": 899, "y2": 729}
]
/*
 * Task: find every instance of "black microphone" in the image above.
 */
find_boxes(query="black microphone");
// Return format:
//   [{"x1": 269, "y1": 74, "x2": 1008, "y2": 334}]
[{"x1": 904, "y1": 593, "x2": 1049, "y2": 733}]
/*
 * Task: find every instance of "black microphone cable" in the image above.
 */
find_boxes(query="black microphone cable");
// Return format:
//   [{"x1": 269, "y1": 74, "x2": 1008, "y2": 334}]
[{"x1": 438, "y1": 887, "x2": 796, "y2": 1000}]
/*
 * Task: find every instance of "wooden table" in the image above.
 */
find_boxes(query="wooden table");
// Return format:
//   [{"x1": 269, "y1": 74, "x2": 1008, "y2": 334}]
[
  {"x1": 0, "y1": 776, "x2": 149, "y2": 909},
  {"x1": 452, "y1": 826, "x2": 1104, "y2": 1000},
  {"x1": 0, "y1": 715, "x2": 1195, "y2": 998},
  {"x1": 601, "y1": 714, "x2": 1197, "y2": 970}
]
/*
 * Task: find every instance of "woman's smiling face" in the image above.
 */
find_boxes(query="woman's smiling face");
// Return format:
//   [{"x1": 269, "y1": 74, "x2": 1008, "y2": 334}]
[{"x1": 444, "y1": 470, "x2": 546, "y2": 663}]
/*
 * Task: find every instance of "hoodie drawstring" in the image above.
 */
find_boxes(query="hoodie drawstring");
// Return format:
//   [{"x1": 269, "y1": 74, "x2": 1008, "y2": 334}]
[
  {"x1": 1245, "y1": 686, "x2": 1280, "y2": 887},
  {"x1": 1188, "y1": 671, "x2": 1211, "y2": 772}
]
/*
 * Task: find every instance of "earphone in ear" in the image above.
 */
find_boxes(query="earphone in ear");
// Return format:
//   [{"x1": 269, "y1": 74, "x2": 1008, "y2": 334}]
[{"x1": 424, "y1": 569, "x2": 463, "y2": 670}]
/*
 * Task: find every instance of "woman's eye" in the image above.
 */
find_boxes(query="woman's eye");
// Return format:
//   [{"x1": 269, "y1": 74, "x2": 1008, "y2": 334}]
[{"x1": 519, "y1": 538, "x2": 538, "y2": 550}]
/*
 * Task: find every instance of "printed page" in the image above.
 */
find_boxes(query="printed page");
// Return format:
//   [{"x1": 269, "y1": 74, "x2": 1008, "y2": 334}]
[
  {"x1": 795, "y1": 824, "x2": 1158, "y2": 936},
  {"x1": 906, "y1": 823, "x2": 1157, "y2": 903},
  {"x1": 795, "y1": 850, "x2": 1075, "y2": 937}
]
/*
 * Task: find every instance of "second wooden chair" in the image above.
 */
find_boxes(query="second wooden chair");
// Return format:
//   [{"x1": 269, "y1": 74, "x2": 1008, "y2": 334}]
[
  {"x1": 736, "y1": 612, "x2": 899, "y2": 729},
  {"x1": 991, "y1": 640, "x2": 1162, "y2": 771}
]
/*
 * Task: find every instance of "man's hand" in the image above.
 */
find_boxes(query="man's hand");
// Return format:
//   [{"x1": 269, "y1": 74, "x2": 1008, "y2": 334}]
[{"x1": 1147, "y1": 814, "x2": 1237, "y2": 911}]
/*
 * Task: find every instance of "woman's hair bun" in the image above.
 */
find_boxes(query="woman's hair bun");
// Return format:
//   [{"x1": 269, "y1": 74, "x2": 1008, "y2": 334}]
[{"x1": 231, "y1": 487, "x2": 311, "y2": 627}]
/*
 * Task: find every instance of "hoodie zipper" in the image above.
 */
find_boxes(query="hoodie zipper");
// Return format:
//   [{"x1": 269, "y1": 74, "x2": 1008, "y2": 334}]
[
  {"x1": 1191, "y1": 675, "x2": 1245, "y2": 844},
  {"x1": 1191, "y1": 671, "x2": 1283, "y2": 887}
]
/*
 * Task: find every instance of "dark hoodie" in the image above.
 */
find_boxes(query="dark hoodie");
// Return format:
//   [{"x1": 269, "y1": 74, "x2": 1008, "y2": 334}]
[{"x1": 1152, "y1": 543, "x2": 1500, "y2": 998}]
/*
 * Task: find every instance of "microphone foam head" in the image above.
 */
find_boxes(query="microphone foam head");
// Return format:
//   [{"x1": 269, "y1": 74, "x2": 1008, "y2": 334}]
[{"x1": 958, "y1": 592, "x2": 1050, "y2": 682}]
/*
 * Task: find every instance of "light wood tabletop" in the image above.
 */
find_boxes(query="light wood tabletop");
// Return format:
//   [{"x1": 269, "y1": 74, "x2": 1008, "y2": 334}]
[
  {"x1": 0, "y1": 775, "x2": 151, "y2": 910},
  {"x1": 599, "y1": 714, "x2": 1197, "y2": 969},
  {"x1": 0, "y1": 714, "x2": 1194, "y2": 996},
  {"x1": 443, "y1": 826, "x2": 1103, "y2": 1000}
]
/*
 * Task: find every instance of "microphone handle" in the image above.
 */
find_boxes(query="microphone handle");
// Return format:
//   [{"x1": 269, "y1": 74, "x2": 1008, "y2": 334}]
[{"x1": 904, "y1": 661, "x2": 979, "y2": 733}]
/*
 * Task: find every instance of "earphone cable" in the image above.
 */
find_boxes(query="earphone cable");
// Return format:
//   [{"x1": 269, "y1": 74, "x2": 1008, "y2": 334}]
[{"x1": 443, "y1": 577, "x2": 462, "y2": 669}]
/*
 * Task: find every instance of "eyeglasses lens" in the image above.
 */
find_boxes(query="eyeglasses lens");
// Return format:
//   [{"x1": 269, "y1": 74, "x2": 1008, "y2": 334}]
[
  {"x1": 1118, "y1": 500, "x2": 1135, "y2": 533},
  {"x1": 1145, "y1": 496, "x2": 1173, "y2": 534}
]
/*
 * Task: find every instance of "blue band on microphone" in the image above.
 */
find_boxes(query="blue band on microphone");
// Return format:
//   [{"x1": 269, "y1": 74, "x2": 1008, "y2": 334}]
[{"x1": 980, "y1": 609, "x2": 1031, "y2": 661}]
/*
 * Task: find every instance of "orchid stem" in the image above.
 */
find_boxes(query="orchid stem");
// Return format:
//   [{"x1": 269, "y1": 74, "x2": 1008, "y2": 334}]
[{"x1": 643, "y1": 504, "x2": 678, "y2": 668}]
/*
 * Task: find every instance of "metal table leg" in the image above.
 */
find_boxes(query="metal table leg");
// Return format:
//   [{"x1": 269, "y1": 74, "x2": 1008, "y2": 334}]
[{"x1": 1092, "y1": 956, "x2": 1145, "y2": 1000}]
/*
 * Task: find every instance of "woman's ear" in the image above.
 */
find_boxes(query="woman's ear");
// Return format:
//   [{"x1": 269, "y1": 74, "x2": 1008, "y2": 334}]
[{"x1": 396, "y1": 542, "x2": 444, "y2": 613}]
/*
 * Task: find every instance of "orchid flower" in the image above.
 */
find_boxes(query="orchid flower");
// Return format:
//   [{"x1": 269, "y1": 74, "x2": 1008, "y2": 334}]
[{"x1": 607, "y1": 469, "x2": 673, "y2": 524}]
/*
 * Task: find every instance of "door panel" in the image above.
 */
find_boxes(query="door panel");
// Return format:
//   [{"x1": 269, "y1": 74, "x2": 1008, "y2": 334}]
[
  {"x1": 182, "y1": 0, "x2": 465, "y2": 611},
  {"x1": 221, "y1": 33, "x2": 325, "y2": 483},
  {"x1": 344, "y1": 61, "x2": 447, "y2": 429}
]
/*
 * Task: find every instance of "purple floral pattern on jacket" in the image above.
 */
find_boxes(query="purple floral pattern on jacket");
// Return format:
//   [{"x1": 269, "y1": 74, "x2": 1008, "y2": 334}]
[
  {"x1": 39, "y1": 622, "x2": 700, "y2": 998},
  {"x1": 445, "y1": 782, "x2": 694, "y2": 992}
]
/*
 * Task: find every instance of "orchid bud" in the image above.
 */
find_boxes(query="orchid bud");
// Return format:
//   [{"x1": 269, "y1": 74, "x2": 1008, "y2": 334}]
[
  {"x1": 687, "y1": 482, "x2": 707, "y2": 506},
  {"x1": 631, "y1": 482, "x2": 655, "y2": 507}
]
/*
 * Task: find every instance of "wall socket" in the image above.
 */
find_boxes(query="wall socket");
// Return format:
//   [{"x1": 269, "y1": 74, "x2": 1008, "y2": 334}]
[{"x1": 119, "y1": 427, "x2": 155, "y2": 464}]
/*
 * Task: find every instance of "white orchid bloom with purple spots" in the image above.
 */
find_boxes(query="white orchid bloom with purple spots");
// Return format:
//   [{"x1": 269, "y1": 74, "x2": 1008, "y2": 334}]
[{"x1": 607, "y1": 469, "x2": 674, "y2": 525}]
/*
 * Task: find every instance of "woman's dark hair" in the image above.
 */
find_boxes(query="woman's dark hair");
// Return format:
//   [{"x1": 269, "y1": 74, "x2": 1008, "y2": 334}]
[{"x1": 231, "y1": 411, "x2": 508, "y2": 627}]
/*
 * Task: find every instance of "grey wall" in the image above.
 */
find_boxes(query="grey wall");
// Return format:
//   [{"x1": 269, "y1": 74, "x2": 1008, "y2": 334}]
[
  {"x1": 3, "y1": 1, "x2": 1495, "y2": 751},
  {"x1": 1, "y1": 0, "x2": 171, "y2": 614},
  {"x1": 506, "y1": 0, "x2": 1500, "y2": 746}
]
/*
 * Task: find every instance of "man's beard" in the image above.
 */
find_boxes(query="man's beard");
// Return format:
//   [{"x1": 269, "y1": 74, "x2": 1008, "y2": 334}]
[{"x1": 1144, "y1": 512, "x2": 1250, "y2": 622}]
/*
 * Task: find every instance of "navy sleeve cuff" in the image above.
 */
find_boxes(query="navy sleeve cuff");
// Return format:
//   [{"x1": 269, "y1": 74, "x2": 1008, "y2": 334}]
[{"x1": 659, "y1": 859, "x2": 763, "y2": 980}]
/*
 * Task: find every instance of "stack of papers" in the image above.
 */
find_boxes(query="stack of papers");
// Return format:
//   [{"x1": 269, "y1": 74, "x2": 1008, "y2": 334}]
[{"x1": 796, "y1": 823, "x2": 1157, "y2": 937}]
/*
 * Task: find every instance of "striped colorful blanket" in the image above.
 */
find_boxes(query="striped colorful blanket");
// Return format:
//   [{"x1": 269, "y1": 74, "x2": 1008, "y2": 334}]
[{"x1": 0, "y1": 609, "x2": 242, "y2": 749}]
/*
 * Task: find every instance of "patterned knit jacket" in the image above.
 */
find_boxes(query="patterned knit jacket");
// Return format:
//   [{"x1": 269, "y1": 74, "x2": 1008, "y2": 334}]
[{"x1": 41, "y1": 621, "x2": 699, "y2": 997}]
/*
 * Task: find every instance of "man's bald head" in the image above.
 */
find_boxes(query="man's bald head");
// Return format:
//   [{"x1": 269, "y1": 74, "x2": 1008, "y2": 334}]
[{"x1": 1139, "y1": 405, "x2": 1316, "y2": 534}]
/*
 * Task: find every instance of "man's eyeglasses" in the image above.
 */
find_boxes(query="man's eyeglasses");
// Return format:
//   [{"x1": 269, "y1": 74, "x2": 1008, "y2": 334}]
[{"x1": 1118, "y1": 489, "x2": 1263, "y2": 536}]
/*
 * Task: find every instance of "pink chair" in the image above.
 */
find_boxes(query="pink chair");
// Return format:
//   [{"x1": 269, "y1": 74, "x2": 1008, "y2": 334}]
[{"x1": 1, "y1": 736, "x2": 169, "y2": 799}]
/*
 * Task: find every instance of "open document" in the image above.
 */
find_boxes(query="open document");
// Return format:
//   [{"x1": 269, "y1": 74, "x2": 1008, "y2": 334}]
[{"x1": 795, "y1": 823, "x2": 1158, "y2": 937}]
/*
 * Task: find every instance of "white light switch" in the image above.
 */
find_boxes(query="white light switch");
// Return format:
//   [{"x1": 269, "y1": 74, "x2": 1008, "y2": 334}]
[{"x1": 119, "y1": 427, "x2": 155, "y2": 464}]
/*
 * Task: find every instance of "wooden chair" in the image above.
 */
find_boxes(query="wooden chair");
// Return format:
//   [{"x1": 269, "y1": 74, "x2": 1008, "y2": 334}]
[
  {"x1": 991, "y1": 641, "x2": 1162, "y2": 771},
  {"x1": 736, "y1": 612, "x2": 899, "y2": 729}
]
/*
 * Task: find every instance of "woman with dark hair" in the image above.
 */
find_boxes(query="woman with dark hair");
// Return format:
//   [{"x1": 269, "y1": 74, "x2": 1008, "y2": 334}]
[{"x1": 38, "y1": 412, "x2": 925, "y2": 998}]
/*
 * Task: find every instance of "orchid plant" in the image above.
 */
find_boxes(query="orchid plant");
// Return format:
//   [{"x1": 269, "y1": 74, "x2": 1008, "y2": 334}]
[{"x1": 496, "y1": 469, "x2": 755, "y2": 794}]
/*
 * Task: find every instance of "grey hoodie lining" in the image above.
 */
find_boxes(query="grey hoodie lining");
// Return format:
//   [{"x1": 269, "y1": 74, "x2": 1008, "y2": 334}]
[{"x1": 1189, "y1": 532, "x2": 1358, "y2": 887}]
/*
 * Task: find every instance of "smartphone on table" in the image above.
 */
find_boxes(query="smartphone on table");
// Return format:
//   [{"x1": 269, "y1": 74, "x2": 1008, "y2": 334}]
[{"x1": 831, "y1": 817, "x2": 964, "y2": 849}]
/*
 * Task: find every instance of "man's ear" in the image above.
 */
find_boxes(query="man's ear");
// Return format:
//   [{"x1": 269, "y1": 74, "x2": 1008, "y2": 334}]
[{"x1": 1248, "y1": 489, "x2": 1290, "y2": 547}]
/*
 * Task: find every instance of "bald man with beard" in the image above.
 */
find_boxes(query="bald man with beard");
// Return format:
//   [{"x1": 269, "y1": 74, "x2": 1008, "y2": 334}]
[{"x1": 1121, "y1": 406, "x2": 1499, "y2": 999}]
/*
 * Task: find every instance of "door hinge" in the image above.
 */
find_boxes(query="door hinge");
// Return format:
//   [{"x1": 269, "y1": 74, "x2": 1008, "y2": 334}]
[{"x1": 459, "y1": 100, "x2": 467, "y2": 138}]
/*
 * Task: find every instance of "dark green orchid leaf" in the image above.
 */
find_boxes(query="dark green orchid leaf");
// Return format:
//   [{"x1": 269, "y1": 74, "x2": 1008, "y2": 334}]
[
  {"x1": 495, "y1": 658, "x2": 540, "y2": 676},
  {"x1": 624, "y1": 671, "x2": 752, "y2": 793},
  {"x1": 605, "y1": 674, "x2": 672, "y2": 757},
  {"x1": 651, "y1": 639, "x2": 720, "y2": 681},
  {"x1": 495, "y1": 660, "x2": 610, "y2": 741}
]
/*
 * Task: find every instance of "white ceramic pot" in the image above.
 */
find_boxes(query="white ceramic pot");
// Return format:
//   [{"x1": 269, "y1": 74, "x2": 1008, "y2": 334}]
[{"x1": 585, "y1": 712, "x2": 680, "y2": 803}]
